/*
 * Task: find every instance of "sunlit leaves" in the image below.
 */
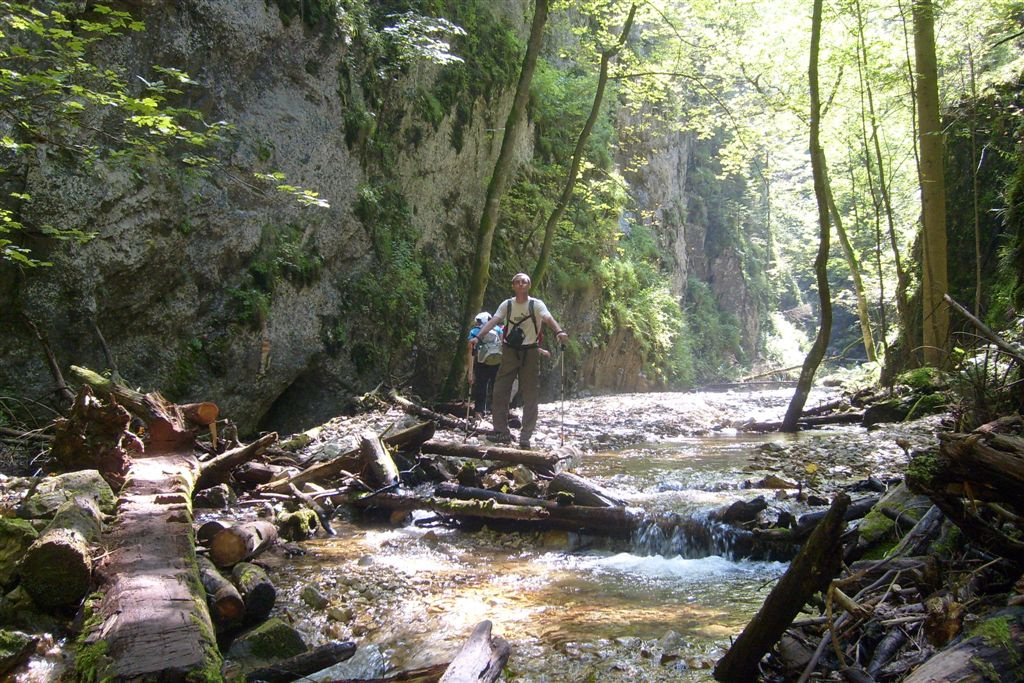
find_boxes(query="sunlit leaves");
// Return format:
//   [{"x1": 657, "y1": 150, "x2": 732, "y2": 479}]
[{"x1": 381, "y1": 12, "x2": 466, "y2": 66}]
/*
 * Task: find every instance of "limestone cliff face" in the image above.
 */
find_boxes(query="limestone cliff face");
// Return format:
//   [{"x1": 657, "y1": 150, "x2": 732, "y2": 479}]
[
  {"x1": 0, "y1": 0, "x2": 530, "y2": 432},
  {"x1": 0, "y1": 1, "x2": 766, "y2": 431}
]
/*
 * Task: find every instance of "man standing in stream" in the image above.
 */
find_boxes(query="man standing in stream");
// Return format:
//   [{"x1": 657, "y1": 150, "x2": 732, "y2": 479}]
[{"x1": 469, "y1": 272, "x2": 569, "y2": 449}]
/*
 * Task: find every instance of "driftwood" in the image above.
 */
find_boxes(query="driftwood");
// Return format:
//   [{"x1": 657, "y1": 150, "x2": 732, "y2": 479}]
[
  {"x1": 714, "y1": 493, "x2": 850, "y2": 682},
  {"x1": 197, "y1": 555, "x2": 245, "y2": 630},
  {"x1": 548, "y1": 471, "x2": 625, "y2": 507},
  {"x1": 361, "y1": 431, "x2": 400, "y2": 488},
  {"x1": 245, "y1": 641, "x2": 357, "y2": 683},
  {"x1": 438, "y1": 620, "x2": 510, "y2": 683},
  {"x1": 260, "y1": 421, "x2": 435, "y2": 494},
  {"x1": 231, "y1": 561, "x2": 276, "y2": 623},
  {"x1": 19, "y1": 496, "x2": 102, "y2": 609},
  {"x1": 76, "y1": 452, "x2": 221, "y2": 679},
  {"x1": 209, "y1": 520, "x2": 279, "y2": 567},
  {"x1": 420, "y1": 440, "x2": 577, "y2": 472},
  {"x1": 196, "y1": 432, "x2": 278, "y2": 491}
]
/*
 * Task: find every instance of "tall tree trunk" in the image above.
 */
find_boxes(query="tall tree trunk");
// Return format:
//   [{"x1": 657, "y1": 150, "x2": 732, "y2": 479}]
[
  {"x1": 968, "y1": 45, "x2": 982, "y2": 315},
  {"x1": 825, "y1": 162, "x2": 876, "y2": 362},
  {"x1": 532, "y1": 4, "x2": 637, "y2": 288},
  {"x1": 442, "y1": 0, "x2": 549, "y2": 398},
  {"x1": 782, "y1": 0, "x2": 831, "y2": 433},
  {"x1": 913, "y1": 0, "x2": 950, "y2": 368}
]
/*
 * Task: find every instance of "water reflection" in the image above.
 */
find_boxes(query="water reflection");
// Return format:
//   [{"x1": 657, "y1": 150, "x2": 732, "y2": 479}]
[{"x1": 276, "y1": 431, "x2": 796, "y2": 681}]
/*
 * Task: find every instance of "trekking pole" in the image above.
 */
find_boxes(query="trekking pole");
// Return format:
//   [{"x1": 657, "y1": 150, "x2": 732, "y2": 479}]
[
  {"x1": 559, "y1": 345, "x2": 566, "y2": 446},
  {"x1": 464, "y1": 380, "x2": 473, "y2": 443}
]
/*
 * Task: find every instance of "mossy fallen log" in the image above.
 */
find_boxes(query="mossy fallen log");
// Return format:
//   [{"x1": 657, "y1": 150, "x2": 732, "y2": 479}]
[
  {"x1": 19, "y1": 496, "x2": 102, "y2": 610},
  {"x1": 244, "y1": 641, "x2": 357, "y2": 683},
  {"x1": 197, "y1": 432, "x2": 278, "y2": 491},
  {"x1": 231, "y1": 561, "x2": 276, "y2": 623}
]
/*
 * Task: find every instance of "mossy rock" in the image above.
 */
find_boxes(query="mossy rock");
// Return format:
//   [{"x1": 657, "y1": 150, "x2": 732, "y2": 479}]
[
  {"x1": 0, "y1": 519, "x2": 38, "y2": 589},
  {"x1": 896, "y1": 367, "x2": 952, "y2": 391},
  {"x1": 277, "y1": 508, "x2": 320, "y2": 541},
  {"x1": 0, "y1": 629, "x2": 37, "y2": 678},
  {"x1": 226, "y1": 616, "x2": 307, "y2": 663},
  {"x1": 18, "y1": 471, "x2": 115, "y2": 519}
]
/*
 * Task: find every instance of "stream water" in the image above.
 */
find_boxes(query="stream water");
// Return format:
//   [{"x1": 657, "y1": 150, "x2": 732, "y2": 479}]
[{"x1": 266, "y1": 390, "x2": 863, "y2": 682}]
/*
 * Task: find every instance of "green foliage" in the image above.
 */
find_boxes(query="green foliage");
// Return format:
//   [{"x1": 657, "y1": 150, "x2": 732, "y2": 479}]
[
  {"x1": 682, "y1": 278, "x2": 745, "y2": 382},
  {"x1": 0, "y1": 2, "x2": 230, "y2": 267},
  {"x1": 231, "y1": 223, "x2": 323, "y2": 328},
  {"x1": 271, "y1": 0, "x2": 342, "y2": 30},
  {"x1": 338, "y1": 180, "x2": 427, "y2": 377}
]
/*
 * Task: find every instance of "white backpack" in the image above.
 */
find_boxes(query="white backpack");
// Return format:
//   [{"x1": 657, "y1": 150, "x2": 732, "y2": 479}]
[{"x1": 476, "y1": 328, "x2": 503, "y2": 365}]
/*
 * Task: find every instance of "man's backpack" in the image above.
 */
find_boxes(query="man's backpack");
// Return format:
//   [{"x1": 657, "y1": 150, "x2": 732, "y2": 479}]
[
  {"x1": 502, "y1": 298, "x2": 538, "y2": 349},
  {"x1": 476, "y1": 328, "x2": 503, "y2": 365}
]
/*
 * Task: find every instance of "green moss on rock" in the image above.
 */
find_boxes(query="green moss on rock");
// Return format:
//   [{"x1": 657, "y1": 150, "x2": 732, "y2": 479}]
[{"x1": 227, "y1": 616, "x2": 307, "y2": 662}]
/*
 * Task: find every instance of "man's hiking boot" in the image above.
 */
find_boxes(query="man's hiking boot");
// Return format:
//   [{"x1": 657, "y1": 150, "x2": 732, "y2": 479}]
[
  {"x1": 486, "y1": 431, "x2": 512, "y2": 445},
  {"x1": 518, "y1": 439, "x2": 531, "y2": 450}
]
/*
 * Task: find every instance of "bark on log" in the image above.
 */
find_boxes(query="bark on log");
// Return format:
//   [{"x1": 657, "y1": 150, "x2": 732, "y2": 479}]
[
  {"x1": 209, "y1": 520, "x2": 278, "y2": 567},
  {"x1": 231, "y1": 561, "x2": 276, "y2": 622},
  {"x1": 420, "y1": 440, "x2": 576, "y2": 472},
  {"x1": 438, "y1": 620, "x2": 510, "y2": 683},
  {"x1": 390, "y1": 392, "x2": 466, "y2": 431},
  {"x1": 714, "y1": 493, "x2": 850, "y2": 683},
  {"x1": 903, "y1": 606, "x2": 1024, "y2": 682},
  {"x1": 742, "y1": 412, "x2": 865, "y2": 432},
  {"x1": 19, "y1": 496, "x2": 102, "y2": 609},
  {"x1": 361, "y1": 431, "x2": 400, "y2": 489},
  {"x1": 548, "y1": 472, "x2": 625, "y2": 507},
  {"x1": 360, "y1": 490, "x2": 641, "y2": 537},
  {"x1": 69, "y1": 365, "x2": 192, "y2": 453},
  {"x1": 76, "y1": 452, "x2": 221, "y2": 680},
  {"x1": 245, "y1": 641, "x2": 357, "y2": 683},
  {"x1": 196, "y1": 432, "x2": 278, "y2": 491},
  {"x1": 793, "y1": 495, "x2": 879, "y2": 538},
  {"x1": 198, "y1": 555, "x2": 246, "y2": 629},
  {"x1": 260, "y1": 421, "x2": 435, "y2": 494},
  {"x1": 435, "y1": 482, "x2": 564, "y2": 510}
]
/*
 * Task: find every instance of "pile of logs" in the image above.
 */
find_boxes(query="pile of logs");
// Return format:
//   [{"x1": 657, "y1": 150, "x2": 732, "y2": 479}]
[{"x1": 714, "y1": 414, "x2": 1024, "y2": 682}]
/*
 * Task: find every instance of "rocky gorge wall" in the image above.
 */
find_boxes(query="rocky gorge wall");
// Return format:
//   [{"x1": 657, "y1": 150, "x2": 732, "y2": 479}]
[{"x1": 0, "y1": 1, "x2": 768, "y2": 433}]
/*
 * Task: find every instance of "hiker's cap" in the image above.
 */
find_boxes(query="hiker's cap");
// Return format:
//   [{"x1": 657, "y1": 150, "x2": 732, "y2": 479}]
[{"x1": 474, "y1": 312, "x2": 491, "y2": 325}]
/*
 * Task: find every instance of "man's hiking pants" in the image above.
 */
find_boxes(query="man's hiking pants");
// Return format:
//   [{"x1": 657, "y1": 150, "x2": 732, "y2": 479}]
[{"x1": 492, "y1": 346, "x2": 540, "y2": 442}]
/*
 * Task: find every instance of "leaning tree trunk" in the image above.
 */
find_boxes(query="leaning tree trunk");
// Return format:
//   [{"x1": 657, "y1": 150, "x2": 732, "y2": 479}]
[
  {"x1": 532, "y1": 4, "x2": 636, "y2": 288},
  {"x1": 442, "y1": 0, "x2": 549, "y2": 398},
  {"x1": 913, "y1": 0, "x2": 949, "y2": 368},
  {"x1": 782, "y1": 0, "x2": 832, "y2": 432}
]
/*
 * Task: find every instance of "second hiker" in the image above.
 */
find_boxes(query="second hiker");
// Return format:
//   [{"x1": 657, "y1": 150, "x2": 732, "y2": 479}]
[{"x1": 469, "y1": 272, "x2": 569, "y2": 449}]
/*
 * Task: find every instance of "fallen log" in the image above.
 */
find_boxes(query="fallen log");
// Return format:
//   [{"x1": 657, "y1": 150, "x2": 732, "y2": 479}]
[
  {"x1": 50, "y1": 386, "x2": 134, "y2": 489},
  {"x1": 548, "y1": 471, "x2": 625, "y2": 507},
  {"x1": 231, "y1": 561, "x2": 276, "y2": 623},
  {"x1": 210, "y1": 520, "x2": 279, "y2": 567},
  {"x1": 245, "y1": 641, "x2": 357, "y2": 683},
  {"x1": 435, "y1": 482, "x2": 563, "y2": 511},
  {"x1": 19, "y1": 496, "x2": 102, "y2": 610},
  {"x1": 420, "y1": 440, "x2": 577, "y2": 472},
  {"x1": 792, "y1": 494, "x2": 879, "y2": 539},
  {"x1": 196, "y1": 432, "x2": 278, "y2": 491},
  {"x1": 714, "y1": 493, "x2": 850, "y2": 683},
  {"x1": 358, "y1": 491, "x2": 641, "y2": 537},
  {"x1": 741, "y1": 412, "x2": 865, "y2": 432},
  {"x1": 362, "y1": 431, "x2": 400, "y2": 488},
  {"x1": 68, "y1": 365, "x2": 192, "y2": 452},
  {"x1": 260, "y1": 421, "x2": 435, "y2": 495},
  {"x1": 903, "y1": 606, "x2": 1024, "y2": 682},
  {"x1": 287, "y1": 483, "x2": 334, "y2": 535},
  {"x1": 198, "y1": 555, "x2": 246, "y2": 630},
  {"x1": 75, "y1": 452, "x2": 221, "y2": 680},
  {"x1": 439, "y1": 620, "x2": 510, "y2": 683},
  {"x1": 389, "y1": 392, "x2": 466, "y2": 431}
]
